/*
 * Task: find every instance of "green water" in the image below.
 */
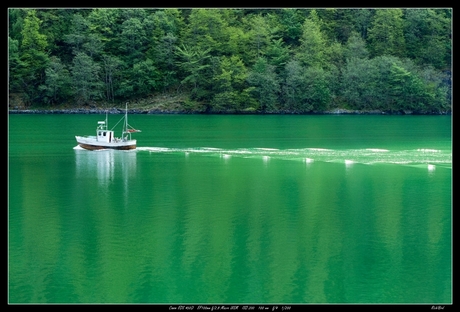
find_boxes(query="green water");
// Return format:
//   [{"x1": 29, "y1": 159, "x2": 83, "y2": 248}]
[{"x1": 8, "y1": 114, "x2": 452, "y2": 304}]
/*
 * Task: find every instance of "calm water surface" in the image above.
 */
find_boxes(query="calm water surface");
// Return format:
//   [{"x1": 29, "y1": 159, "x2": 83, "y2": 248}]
[{"x1": 8, "y1": 114, "x2": 452, "y2": 304}]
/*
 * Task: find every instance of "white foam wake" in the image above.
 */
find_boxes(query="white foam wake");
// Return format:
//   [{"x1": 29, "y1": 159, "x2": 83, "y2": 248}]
[
  {"x1": 366, "y1": 148, "x2": 389, "y2": 152},
  {"x1": 135, "y1": 146, "x2": 451, "y2": 168},
  {"x1": 417, "y1": 149, "x2": 441, "y2": 153}
]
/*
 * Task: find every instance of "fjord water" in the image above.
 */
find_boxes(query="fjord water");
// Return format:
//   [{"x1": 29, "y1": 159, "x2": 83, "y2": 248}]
[{"x1": 9, "y1": 114, "x2": 451, "y2": 304}]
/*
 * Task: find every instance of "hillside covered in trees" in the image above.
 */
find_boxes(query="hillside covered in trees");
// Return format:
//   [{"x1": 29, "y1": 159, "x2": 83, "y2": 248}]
[{"x1": 8, "y1": 8, "x2": 452, "y2": 114}]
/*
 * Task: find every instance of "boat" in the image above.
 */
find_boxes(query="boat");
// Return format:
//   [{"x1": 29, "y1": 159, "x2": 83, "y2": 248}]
[{"x1": 75, "y1": 104, "x2": 141, "y2": 150}]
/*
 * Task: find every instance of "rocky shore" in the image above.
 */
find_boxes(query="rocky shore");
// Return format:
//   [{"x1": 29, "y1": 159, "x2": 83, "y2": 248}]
[
  {"x1": 9, "y1": 108, "x2": 169, "y2": 114},
  {"x1": 8, "y1": 93, "x2": 451, "y2": 115},
  {"x1": 8, "y1": 107, "x2": 451, "y2": 115}
]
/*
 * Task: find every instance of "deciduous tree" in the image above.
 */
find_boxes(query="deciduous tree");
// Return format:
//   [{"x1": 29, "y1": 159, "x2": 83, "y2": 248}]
[
  {"x1": 39, "y1": 56, "x2": 71, "y2": 104},
  {"x1": 19, "y1": 9, "x2": 49, "y2": 105},
  {"x1": 71, "y1": 52, "x2": 102, "y2": 104},
  {"x1": 247, "y1": 57, "x2": 280, "y2": 112}
]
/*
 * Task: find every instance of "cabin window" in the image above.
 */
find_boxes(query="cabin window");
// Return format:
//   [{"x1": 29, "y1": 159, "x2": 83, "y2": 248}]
[
  {"x1": 98, "y1": 131, "x2": 101, "y2": 136},
  {"x1": 103, "y1": 132, "x2": 106, "y2": 136}
]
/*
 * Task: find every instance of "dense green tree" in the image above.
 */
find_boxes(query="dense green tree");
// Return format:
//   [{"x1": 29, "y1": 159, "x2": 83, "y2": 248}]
[
  {"x1": 282, "y1": 59, "x2": 332, "y2": 112},
  {"x1": 184, "y1": 9, "x2": 229, "y2": 56},
  {"x1": 340, "y1": 55, "x2": 445, "y2": 112},
  {"x1": 225, "y1": 24, "x2": 252, "y2": 65},
  {"x1": 86, "y1": 9, "x2": 122, "y2": 54},
  {"x1": 9, "y1": 36, "x2": 23, "y2": 94},
  {"x1": 83, "y1": 33, "x2": 104, "y2": 59},
  {"x1": 71, "y1": 52, "x2": 102, "y2": 104},
  {"x1": 341, "y1": 57, "x2": 378, "y2": 110},
  {"x1": 344, "y1": 31, "x2": 369, "y2": 60},
  {"x1": 8, "y1": 36, "x2": 20, "y2": 67},
  {"x1": 325, "y1": 41, "x2": 344, "y2": 70},
  {"x1": 175, "y1": 44, "x2": 211, "y2": 98},
  {"x1": 277, "y1": 9, "x2": 304, "y2": 46},
  {"x1": 388, "y1": 63, "x2": 425, "y2": 111},
  {"x1": 404, "y1": 9, "x2": 451, "y2": 69},
  {"x1": 265, "y1": 38, "x2": 291, "y2": 72},
  {"x1": 149, "y1": 9, "x2": 183, "y2": 42},
  {"x1": 18, "y1": 9, "x2": 49, "y2": 105},
  {"x1": 35, "y1": 9, "x2": 75, "y2": 60},
  {"x1": 404, "y1": 9, "x2": 427, "y2": 61},
  {"x1": 329, "y1": 9, "x2": 357, "y2": 44},
  {"x1": 39, "y1": 56, "x2": 71, "y2": 104},
  {"x1": 147, "y1": 9, "x2": 184, "y2": 92},
  {"x1": 244, "y1": 14, "x2": 273, "y2": 62},
  {"x1": 7, "y1": 8, "x2": 452, "y2": 112},
  {"x1": 120, "y1": 8, "x2": 148, "y2": 21},
  {"x1": 371, "y1": 55, "x2": 407, "y2": 111},
  {"x1": 282, "y1": 59, "x2": 309, "y2": 112},
  {"x1": 302, "y1": 66, "x2": 331, "y2": 111},
  {"x1": 390, "y1": 61, "x2": 450, "y2": 113},
  {"x1": 316, "y1": 9, "x2": 345, "y2": 42},
  {"x1": 9, "y1": 9, "x2": 26, "y2": 42},
  {"x1": 21, "y1": 9, "x2": 48, "y2": 60},
  {"x1": 352, "y1": 9, "x2": 373, "y2": 39},
  {"x1": 247, "y1": 57, "x2": 280, "y2": 112},
  {"x1": 64, "y1": 13, "x2": 90, "y2": 55},
  {"x1": 119, "y1": 17, "x2": 148, "y2": 64},
  {"x1": 151, "y1": 32, "x2": 179, "y2": 91},
  {"x1": 297, "y1": 10, "x2": 327, "y2": 68},
  {"x1": 211, "y1": 55, "x2": 253, "y2": 112},
  {"x1": 367, "y1": 9, "x2": 405, "y2": 58},
  {"x1": 102, "y1": 54, "x2": 122, "y2": 102},
  {"x1": 131, "y1": 59, "x2": 160, "y2": 97},
  {"x1": 416, "y1": 65, "x2": 451, "y2": 111}
]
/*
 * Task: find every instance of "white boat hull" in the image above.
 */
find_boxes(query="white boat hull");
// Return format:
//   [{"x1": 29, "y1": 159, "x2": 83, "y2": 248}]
[{"x1": 75, "y1": 136, "x2": 136, "y2": 150}]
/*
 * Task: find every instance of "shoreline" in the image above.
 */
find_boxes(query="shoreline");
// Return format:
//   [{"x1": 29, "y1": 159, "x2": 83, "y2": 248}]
[{"x1": 8, "y1": 108, "x2": 451, "y2": 115}]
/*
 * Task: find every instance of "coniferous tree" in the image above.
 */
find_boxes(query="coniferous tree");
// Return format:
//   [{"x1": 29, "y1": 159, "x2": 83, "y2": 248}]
[
  {"x1": 297, "y1": 10, "x2": 327, "y2": 68},
  {"x1": 367, "y1": 9, "x2": 406, "y2": 58}
]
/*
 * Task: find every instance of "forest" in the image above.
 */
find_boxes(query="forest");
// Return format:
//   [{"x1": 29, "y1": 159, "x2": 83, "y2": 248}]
[{"x1": 8, "y1": 8, "x2": 452, "y2": 114}]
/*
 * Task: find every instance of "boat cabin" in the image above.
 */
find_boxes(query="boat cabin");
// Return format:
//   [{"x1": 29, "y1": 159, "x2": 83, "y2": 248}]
[
  {"x1": 97, "y1": 129, "x2": 114, "y2": 143},
  {"x1": 96, "y1": 121, "x2": 114, "y2": 143}
]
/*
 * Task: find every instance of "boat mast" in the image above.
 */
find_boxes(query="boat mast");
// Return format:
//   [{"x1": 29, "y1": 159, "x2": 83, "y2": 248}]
[
  {"x1": 125, "y1": 102, "x2": 128, "y2": 132},
  {"x1": 125, "y1": 102, "x2": 130, "y2": 140}
]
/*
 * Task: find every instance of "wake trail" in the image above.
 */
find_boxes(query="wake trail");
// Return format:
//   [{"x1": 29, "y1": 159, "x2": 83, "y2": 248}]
[{"x1": 136, "y1": 146, "x2": 451, "y2": 168}]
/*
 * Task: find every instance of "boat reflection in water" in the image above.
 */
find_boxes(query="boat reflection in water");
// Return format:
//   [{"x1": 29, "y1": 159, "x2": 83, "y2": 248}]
[{"x1": 74, "y1": 147, "x2": 137, "y2": 188}]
